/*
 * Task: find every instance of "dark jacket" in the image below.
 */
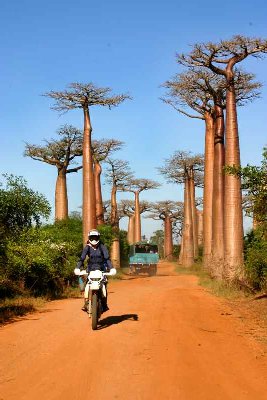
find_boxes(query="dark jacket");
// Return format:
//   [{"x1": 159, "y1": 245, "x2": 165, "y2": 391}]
[{"x1": 76, "y1": 243, "x2": 112, "y2": 272}]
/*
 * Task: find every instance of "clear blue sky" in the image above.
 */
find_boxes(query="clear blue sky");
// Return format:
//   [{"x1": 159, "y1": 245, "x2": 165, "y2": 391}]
[{"x1": 1, "y1": 0, "x2": 266, "y2": 237}]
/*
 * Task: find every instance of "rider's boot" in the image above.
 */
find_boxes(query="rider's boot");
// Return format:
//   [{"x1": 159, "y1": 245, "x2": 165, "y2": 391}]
[{"x1": 82, "y1": 299, "x2": 89, "y2": 312}]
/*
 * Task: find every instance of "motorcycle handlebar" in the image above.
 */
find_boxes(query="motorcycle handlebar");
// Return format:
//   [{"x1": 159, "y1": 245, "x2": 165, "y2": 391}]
[{"x1": 77, "y1": 269, "x2": 116, "y2": 277}]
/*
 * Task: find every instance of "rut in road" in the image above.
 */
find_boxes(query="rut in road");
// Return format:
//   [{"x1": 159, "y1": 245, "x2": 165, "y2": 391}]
[{"x1": 0, "y1": 261, "x2": 266, "y2": 400}]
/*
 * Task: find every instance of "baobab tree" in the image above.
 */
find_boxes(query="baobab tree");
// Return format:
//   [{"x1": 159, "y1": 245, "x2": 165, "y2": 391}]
[
  {"x1": 147, "y1": 201, "x2": 183, "y2": 261},
  {"x1": 124, "y1": 179, "x2": 160, "y2": 243},
  {"x1": 105, "y1": 159, "x2": 133, "y2": 267},
  {"x1": 177, "y1": 35, "x2": 267, "y2": 279},
  {"x1": 162, "y1": 68, "x2": 260, "y2": 272},
  {"x1": 92, "y1": 139, "x2": 124, "y2": 225},
  {"x1": 159, "y1": 151, "x2": 204, "y2": 267},
  {"x1": 44, "y1": 82, "x2": 130, "y2": 244},
  {"x1": 119, "y1": 199, "x2": 152, "y2": 245},
  {"x1": 24, "y1": 125, "x2": 82, "y2": 220}
]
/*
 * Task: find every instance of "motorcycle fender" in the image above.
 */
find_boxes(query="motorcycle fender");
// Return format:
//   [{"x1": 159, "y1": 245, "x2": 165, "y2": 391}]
[
  {"x1": 84, "y1": 283, "x2": 90, "y2": 299},
  {"x1": 102, "y1": 284, "x2": 106, "y2": 298}
]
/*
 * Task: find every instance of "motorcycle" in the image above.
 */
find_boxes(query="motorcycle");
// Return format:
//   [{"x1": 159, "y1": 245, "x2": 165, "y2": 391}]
[{"x1": 78, "y1": 268, "x2": 116, "y2": 330}]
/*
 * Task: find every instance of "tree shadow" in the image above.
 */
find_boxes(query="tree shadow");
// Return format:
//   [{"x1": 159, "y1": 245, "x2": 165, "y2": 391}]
[{"x1": 98, "y1": 313, "x2": 138, "y2": 330}]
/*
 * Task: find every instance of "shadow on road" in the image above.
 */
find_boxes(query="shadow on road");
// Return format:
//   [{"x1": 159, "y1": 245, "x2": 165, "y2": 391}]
[{"x1": 98, "y1": 313, "x2": 138, "y2": 329}]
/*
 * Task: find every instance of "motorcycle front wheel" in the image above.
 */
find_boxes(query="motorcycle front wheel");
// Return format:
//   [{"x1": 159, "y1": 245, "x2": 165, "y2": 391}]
[{"x1": 91, "y1": 293, "x2": 99, "y2": 330}]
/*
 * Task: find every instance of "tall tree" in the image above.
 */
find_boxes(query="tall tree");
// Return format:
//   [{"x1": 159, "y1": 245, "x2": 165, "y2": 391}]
[
  {"x1": 124, "y1": 179, "x2": 160, "y2": 243},
  {"x1": 24, "y1": 125, "x2": 82, "y2": 220},
  {"x1": 105, "y1": 159, "x2": 133, "y2": 267},
  {"x1": 44, "y1": 82, "x2": 130, "y2": 243},
  {"x1": 159, "y1": 151, "x2": 204, "y2": 266},
  {"x1": 162, "y1": 67, "x2": 260, "y2": 274},
  {"x1": 147, "y1": 201, "x2": 183, "y2": 261},
  {"x1": 92, "y1": 139, "x2": 124, "y2": 225},
  {"x1": 119, "y1": 199, "x2": 152, "y2": 245},
  {"x1": 177, "y1": 36, "x2": 267, "y2": 279}
]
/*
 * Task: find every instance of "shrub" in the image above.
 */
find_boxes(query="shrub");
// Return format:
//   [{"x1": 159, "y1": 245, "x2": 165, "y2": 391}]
[{"x1": 244, "y1": 227, "x2": 267, "y2": 291}]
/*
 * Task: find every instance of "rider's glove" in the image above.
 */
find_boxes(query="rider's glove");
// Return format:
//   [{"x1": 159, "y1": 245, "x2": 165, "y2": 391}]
[
  {"x1": 109, "y1": 268, "x2": 117, "y2": 276},
  {"x1": 74, "y1": 268, "x2": 80, "y2": 276}
]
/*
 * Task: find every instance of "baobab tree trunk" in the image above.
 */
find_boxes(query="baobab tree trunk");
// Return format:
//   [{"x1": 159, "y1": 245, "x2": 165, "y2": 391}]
[
  {"x1": 182, "y1": 175, "x2": 194, "y2": 267},
  {"x1": 196, "y1": 210, "x2": 203, "y2": 246},
  {"x1": 55, "y1": 167, "x2": 68, "y2": 220},
  {"x1": 110, "y1": 238, "x2": 120, "y2": 269},
  {"x1": 134, "y1": 191, "x2": 141, "y2": 242},
  {"x1": 83, "y1": 107, "x2": 97, "y2": 244},
  {"x1": 94, "y1": 161, "x2": 105, "y2": 226},
  {"x1": 212, "y1": 103, "x2": 225, "y2": 279},
  {"x1": 127, "y1": 214, "x2": 135, "y2": 245},
  {"x1": 224, "y1": 74, "x2": 244, "y2": 279},
  {"x1": 164, "y1": 216, "x2": 173, "y2": 261},
  {"x1": 178, "y1": 234, "x2": 184, "y2": 264},
  {"x1": 110, "y1": 185, "x2": 120, "y2": 269},
  {"x1": 203, "y1": 112, "x2": 215, "y2": 269},
  {"x1": 189, "y1": 168, "x2": 198, "y2": 259}
]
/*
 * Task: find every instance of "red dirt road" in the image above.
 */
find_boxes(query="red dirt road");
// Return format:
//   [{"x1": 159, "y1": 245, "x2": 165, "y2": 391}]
[{"x1": 0, "y1": 262, "x2": 266, "y2": 400}]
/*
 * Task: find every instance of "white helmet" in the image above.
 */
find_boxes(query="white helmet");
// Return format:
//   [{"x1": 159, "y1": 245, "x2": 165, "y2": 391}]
[{"x1": 88, "y1": 229, "x2": 100, "y2": 246}]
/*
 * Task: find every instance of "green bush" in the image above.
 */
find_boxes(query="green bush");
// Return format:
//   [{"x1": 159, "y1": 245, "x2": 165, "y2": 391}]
[
  {"x1": 244, "y1": 227, "x2": 267, "y2": 291},
  {"x1": 1, "y1": 218, "x2": 129, "y2": 298}
]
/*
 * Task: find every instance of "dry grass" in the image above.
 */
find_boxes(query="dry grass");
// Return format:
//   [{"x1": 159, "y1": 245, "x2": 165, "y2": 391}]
[{"x1": 0, "y1": 297, "x2": 46, "y2": 324}]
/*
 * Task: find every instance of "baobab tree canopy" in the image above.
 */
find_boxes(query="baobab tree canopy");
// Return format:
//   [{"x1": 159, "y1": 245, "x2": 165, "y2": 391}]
[
  {"x1": 159, "y1": 151, "x2": 204, "y2": 184},
  {"x1": 43, "y1": 82, "x2": 131, "y2": 111},
  {"x1": 177, "y1": 36, "x2": 267, "y2": 74},
  {"x1": 162, "y1": 69, "x2": 261, "y2": 117},
  {"x1": 24, "y1": 125, "x2": 83, "y2": 170},
  {"x1": 92, "y1": 139, "x2": 124, "y2": 163}
]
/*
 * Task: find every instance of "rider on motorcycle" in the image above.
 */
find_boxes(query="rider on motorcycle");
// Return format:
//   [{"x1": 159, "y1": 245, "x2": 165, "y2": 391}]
[{"x1": 74, "y1": 229, "x2": 114, "y2": 312}]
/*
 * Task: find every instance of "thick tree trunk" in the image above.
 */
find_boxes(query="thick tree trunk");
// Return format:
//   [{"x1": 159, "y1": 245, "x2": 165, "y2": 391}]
[
  {"x1": 196, "y1": 210, "x2": 203, "y2": 246},
  {"x1": 110, "y1": 185, "x2": 120, "y2": 269},
  {"x1": 55, "y1": 167, "x2": 68, "y2": 220},
  {"x1": 212, "y1": 103, "x2": 225, "y2": 278},
  {"x1": 94, "y1": 161, "x2": 104, "y2": 226},
  {"x1": 164, "y1": 216, "x2": 173, "y2": 261},
  {"x1": 203, "y1": 112, "x2": 215, "y2": 268},
  {"x1": 224, "y1": 77, "x2": 244, "y2": 279},
  {"x1": 178, "y1": 233, "x2": 184, "y2": 265},
  {"x1": 110, "y1": 238, "x2": 120, "y2": 269},
  {"x1": 189, "y1": 168, "x2": 198, "y2": 259},
  {"x1": 110, "y1": 186, "x2": 118, "y2": 228},
  {"x1": 134, "y1": 191, "x2": 141, "y2": 242},
  {"x1": 83, "y1": 107, "x2": 96, "y2": 244},
  {"x1": 127, "y1": 214, "x2": 135, "y2": 245},
  {"x1": 182, "y1": 175, "x2": 194, "y2": 267}
]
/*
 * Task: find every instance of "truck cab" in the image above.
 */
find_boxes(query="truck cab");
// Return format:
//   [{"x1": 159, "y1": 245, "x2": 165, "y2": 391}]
[{"x1": 129, "y1": 242, "x2": 159, "y2": 276}]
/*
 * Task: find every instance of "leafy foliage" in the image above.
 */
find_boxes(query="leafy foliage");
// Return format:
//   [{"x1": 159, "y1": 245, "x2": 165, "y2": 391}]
[
  {"x1": 244, "y1": 226, "x2": 267, "y2": 291},
  {"x1": 0, "y1": 174, "x2": 51, "y2": 236},
  {"x1": 225, "y1": 147, "x2": 267, "y2": 223}
]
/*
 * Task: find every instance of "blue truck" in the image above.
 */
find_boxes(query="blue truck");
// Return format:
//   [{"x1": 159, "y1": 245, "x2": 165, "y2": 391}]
[{"x1": 129, "y1": 242, "x2": 159, "y2": 276}]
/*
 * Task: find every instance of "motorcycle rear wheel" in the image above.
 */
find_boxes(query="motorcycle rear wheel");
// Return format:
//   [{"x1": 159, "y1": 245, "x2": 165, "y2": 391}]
[{"x1": 91, "y1": 293, "x2": 98, "y2": 330}]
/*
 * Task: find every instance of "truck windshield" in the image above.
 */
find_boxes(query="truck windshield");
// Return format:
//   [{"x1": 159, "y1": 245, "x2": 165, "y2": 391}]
[{"x1": 135, "y1": 244, "x2": 158, "y2": 254}]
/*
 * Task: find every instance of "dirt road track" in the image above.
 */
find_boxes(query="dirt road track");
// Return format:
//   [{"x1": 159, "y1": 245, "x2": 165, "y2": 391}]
[{"x1": 0, "y1": 262, "x2": 266, "y2": 400}]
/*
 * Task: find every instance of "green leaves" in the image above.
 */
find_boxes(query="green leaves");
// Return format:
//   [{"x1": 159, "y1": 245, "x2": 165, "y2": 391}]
[{"x1": 0, "y1": 174, "x2": 51, "y2": 236}]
